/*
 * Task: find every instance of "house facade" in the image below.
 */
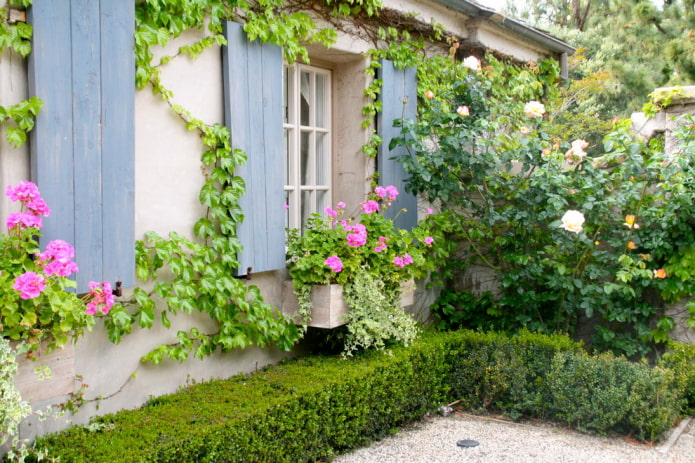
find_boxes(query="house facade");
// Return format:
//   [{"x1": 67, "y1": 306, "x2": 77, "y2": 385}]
[{"x1": 0, "y1": 0, "x2": 574, "y2": 439}]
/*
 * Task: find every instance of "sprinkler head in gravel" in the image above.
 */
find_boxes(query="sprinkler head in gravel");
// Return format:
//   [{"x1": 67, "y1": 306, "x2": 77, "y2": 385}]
[{"x1": 457, "y1": 439, "x2": 480, "y2": 448}]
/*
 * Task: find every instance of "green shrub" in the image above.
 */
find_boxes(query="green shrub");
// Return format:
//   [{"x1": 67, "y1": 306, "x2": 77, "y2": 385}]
[
  {"x1": 25, "y1": 330, "x2": 692, "y2": 461},
  {"x1": 548, "y1": 351, "x2": 683, "y2": 439}
]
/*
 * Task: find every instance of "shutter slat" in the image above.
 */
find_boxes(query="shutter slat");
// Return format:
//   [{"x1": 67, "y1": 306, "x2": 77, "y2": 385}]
[
  {"x1": 377, "y1": 60, "x2": 418, "y2": 230},
  {"x1": 71, "y1": 0, "x2": 103, "y2": 290},
  {"x1": 100, "y1": 0, "x2": 136, "y2": 288},
  {"x1": 28, "y1": 0, "x2": 76, "y2": 258}
]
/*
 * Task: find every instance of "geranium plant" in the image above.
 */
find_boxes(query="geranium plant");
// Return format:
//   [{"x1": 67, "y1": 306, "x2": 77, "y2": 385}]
[
  {"x1": 286, "y1": 185, "x2": 440, "y2": 355},
  {"x1": 1, "y1": 181, "x2": 115, "y2": 357}
]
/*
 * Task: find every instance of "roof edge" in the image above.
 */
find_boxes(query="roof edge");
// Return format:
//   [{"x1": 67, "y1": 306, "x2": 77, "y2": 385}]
[{"x1": 435, "y1": 0, "x2": 576, "y2": 55}]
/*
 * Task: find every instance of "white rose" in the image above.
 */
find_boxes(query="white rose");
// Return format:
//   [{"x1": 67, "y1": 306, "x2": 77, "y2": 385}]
[
  {"x1": 463, "y1": 56, "x2": 481, "y2": 71},
  {"x1": 559, "y1": 210, "x2": 585, "y2": 234}
]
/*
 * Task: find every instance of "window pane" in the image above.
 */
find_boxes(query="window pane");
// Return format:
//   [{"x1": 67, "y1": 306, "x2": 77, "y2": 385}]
[
  {"x1": 300, "y1": 131, "x2": 310, "y2": 185},
  {"x1": 301, "y1": 190, "x2": 312, "y2": 233},
  {"x1": 284, "y1": 129, "x2": 290, "y2": 184},
  {"x1": 283, "y1": 65, "x2": 289, "y2": 124},
  {"x1": 316, "y1": 190, "x2": 327, "y2": 214},
  {"x1": 316, "y1": 74, "x2": 326, "y2": 128},
  {"x1": 316, "y1": 132, "x2": 326, "y2": 185},
  {"x1": 300, "y1": 71, "x2": 311, "y2": 126}
]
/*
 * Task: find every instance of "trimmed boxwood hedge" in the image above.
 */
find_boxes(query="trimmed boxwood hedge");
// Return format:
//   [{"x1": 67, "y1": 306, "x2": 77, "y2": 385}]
[{"x1": 26, "y1": 329, "x2": 694, "y2": 462}]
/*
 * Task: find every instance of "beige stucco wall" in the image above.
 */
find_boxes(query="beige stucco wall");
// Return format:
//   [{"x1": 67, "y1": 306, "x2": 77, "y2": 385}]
[
  {"x1": 0, "y1": 1, "x2": 573, "y2": 440},
  {"x1": 0, "y1": 6, "x2": 30, "y2": 218}
]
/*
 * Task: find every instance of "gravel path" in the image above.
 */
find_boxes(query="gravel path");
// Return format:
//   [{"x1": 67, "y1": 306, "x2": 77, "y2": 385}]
[{"x1": 332, "y1": 412, "x2": 694, "y2": 462}]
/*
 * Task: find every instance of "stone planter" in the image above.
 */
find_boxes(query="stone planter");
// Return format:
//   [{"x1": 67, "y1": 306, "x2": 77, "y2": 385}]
[
  {"x1": 281, "y1": 279, "x2": 415, "y2": 329},
  {"x1": 14, "y1": 342, "x2": 75, "y2": 402}
]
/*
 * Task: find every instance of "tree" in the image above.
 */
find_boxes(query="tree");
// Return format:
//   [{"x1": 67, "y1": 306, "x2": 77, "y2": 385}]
[{"x1": 507, "y1": 0, "x2": 695, "y2": 118}]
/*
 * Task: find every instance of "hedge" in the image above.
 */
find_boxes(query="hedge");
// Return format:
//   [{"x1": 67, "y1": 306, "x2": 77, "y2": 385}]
[{"x1": 24, "y1": 329, "x2": 694, "y2": 462}]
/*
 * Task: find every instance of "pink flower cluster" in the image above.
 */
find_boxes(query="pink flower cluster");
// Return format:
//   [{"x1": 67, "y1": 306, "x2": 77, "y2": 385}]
[
  {"x1": 374, "y1": 185, "x2": 399, "y2": 204},
  {"x1": 13, "y1": 272, "x2": 47, "y2": 300},
  {"x1": 360, "y1": 200, "x2": 380, "y2": 214},
  {"x1": 85, "y1": 281, "x2": 115, "y2": 315},
  {"x1": 5, "y1": 181, "x2": 51, "y2": 230},
  {"x1": 346, "y1": 223, "x2": 367, "y2": 247},
  {"x1": 393, "y1": 254, "x2": 414, "y2": 268},
  {"x1": 39, "y1": 240, "x2": 79, "y2": 277},
  {"x1": 374, "y1": 236, "x2": 389, "y2": 252},
  {"x1": 325, "y1": 255, "x2": 343, "y2": 273}
]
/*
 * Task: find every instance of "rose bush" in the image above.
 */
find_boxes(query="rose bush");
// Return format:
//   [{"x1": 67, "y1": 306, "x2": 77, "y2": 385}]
[{"x1": 391, "y1": 54, "x2": 693, "y2": 356}]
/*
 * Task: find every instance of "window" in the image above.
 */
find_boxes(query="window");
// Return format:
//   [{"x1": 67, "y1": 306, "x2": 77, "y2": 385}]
[{"x1": 283, "y1": 63, "x2": 332, "y2": 232}]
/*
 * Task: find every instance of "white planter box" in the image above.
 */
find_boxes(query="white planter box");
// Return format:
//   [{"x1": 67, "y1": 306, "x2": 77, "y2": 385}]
[
  {"x1": 14, "y1": 342, "x2": 75, "y2": 402},
  {"x1": 281, "y1": 279, "x2": 415, "y2": 329}
]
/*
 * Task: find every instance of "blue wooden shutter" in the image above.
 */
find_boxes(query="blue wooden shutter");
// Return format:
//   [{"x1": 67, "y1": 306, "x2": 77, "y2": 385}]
[
  {"x1": 28, "y1": 0, "x2": 135, "y2": 292},
  {"x1": 222, "y1": 22, "x2": 285, "y2": 276},
  {"x1": 377, "y1": 60, "x2": 418, "y2": 230}
]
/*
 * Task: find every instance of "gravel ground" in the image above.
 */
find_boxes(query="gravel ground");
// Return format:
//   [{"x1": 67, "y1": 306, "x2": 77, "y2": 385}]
[{"x1": 332, "y1": 412, "x2": 695, "y2": 463}]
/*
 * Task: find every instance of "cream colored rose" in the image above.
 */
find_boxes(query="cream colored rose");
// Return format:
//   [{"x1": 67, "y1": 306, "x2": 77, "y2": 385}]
[
  {"x1": 524, "y1": 101, "x2": 546, "y2": 119},
  {"x1": 463, "y1": 56, "x2": 481, "y2": 71},
  {"x1": 559, "y1": 210, "x2": 585, "y2": 234}
]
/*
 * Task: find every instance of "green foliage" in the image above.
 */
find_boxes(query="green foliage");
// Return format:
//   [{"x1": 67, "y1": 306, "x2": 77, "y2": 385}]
[
  {"x1": 31, "y1": 329, "x2": 689, "y2": 460},
  {"x1": 107, "y1": 230, "x2": 299, "y2": 364},
  {"x1": 0, "y1": 5, "x2": 32, "y2": 58},
  {"x1": 393, "y1": 53, "x2": 695, "y2": 357},
  {"x1": 341, "y1": 272, "x2": 419, "y2": 356},
  {"x1": 31, "y1": 331, "x2": 453, "y2": 462},
  {"x1": 430, "y1": 289, "x2": 496, "y2": 331},
  {"x1": 548, "y1": 351, "x2": 682, "y2": 440},
  {"x1": 517, "y1": 0, "x2": 695, "y2": 117},
  {"x1": 0, "y1": 338, "x2": 31, "y2": 455},
  {"x1": 0, "y1": 97, "x2": 43, "y2": 148}
]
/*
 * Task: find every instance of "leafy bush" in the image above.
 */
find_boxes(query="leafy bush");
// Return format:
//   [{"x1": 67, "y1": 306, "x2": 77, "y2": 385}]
[
  {"x1": 25, "y1": 330, "x2": 692, "y2": 461},
  {"x1": 393, "y1": 52, "x2": 695, "y2": 357},
  {"x1": 548, "y1": 351, "x2": 683, "y2": 440}
]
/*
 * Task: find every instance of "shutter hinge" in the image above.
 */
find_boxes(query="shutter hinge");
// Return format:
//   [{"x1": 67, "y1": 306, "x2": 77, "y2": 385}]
[{"x1": 112, "y1": 281, "x2": 123, "y2": 297}]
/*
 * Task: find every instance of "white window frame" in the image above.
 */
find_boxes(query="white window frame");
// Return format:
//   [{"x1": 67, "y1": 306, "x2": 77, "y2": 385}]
[{"x1": 283, "y1": 62, "x2": 333, "y2": 232}]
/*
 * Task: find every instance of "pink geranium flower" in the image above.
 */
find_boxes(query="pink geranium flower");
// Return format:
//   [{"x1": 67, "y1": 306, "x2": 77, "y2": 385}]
[
  {"x1": 6, "y1": 181, "x2": 41, "y2": 203},
  {"x1": 361, "y1": 200, "x2": 380, "y2": 214},
  {"x1": 6, "y1": 212, "x2": 42, "y2": 230},
  {"x1": 325, "y1": 255, "x2": 343, "y2": 273},
  {"x1": 13, "y1": 272, "x2": 47, "y2": 299},
  {"x1": 86, "y1": 281, "x2": 115, "y2": 315},
  {"x1": 39, "y1": 240, "x2": 79, "y2": 277},
  {"x1": 346, "y1": 223, "x2": 367, "y2": 247}
]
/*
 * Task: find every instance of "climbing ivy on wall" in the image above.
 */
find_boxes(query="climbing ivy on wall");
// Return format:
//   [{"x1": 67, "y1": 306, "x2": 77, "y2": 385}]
[{"x1": 105, "y1": 0, "x2": 430, "y2": 363}]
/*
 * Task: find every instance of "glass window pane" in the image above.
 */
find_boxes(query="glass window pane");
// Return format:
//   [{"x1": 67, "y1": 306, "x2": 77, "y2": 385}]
[
  {"x1": 284, "y1": 129, "x2": 290, "y2": 185},
  {"x1": 283, "y1": 66, "x2": 289, "y2": 124},
  {"x1": 316, "y1": 74, "x2": 326, "y2": 128},
  {"x1": 301, "y1": 190, "x2": 312, "y2": 234},
  {"x1": 316, "y1": 190, "x2": 327, "y2": 215},
  {"x1": 316, "y1": 132, "x2": 326, "y2": 185},
  {"x1": 300, "y1": 71, "x2": 311, "y2": 126},
  {"x1": 300, "y1": 131, "x2": 310, "y2": 185}
]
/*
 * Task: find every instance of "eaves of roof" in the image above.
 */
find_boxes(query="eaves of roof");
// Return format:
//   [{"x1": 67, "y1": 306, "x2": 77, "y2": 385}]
[{"x1": 435, "y1": 0, "x2": 576, "y2": 55}]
